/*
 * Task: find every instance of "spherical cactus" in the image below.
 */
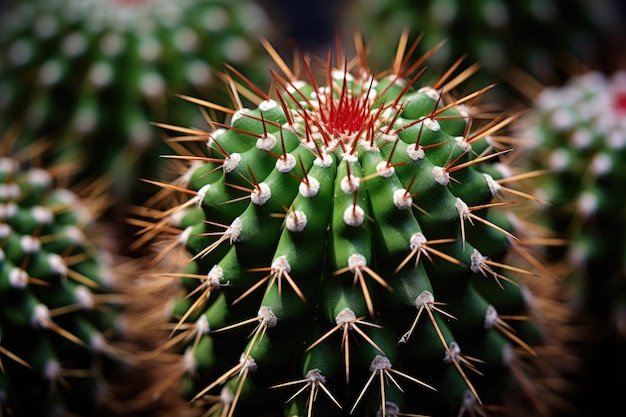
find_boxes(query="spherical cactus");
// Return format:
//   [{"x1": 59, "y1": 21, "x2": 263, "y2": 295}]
[
  {"x1": 0, "y1": 0, "x2": 271, "y2": 206},
  {"x1": 0, "y1": 132, "x2": 130, "y2": 417},
  {"x1": 349, "y1": 0, "x2": 620, "y2": 93},
  {"x1": 134, "y1": 33, "x2": 569, "y2": 417},
  {"x1": 518, "y1": 70, "x2": 626, "y2": 417}
]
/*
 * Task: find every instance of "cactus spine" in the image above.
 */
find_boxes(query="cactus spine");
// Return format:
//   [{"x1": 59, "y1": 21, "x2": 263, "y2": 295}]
[{"x1": 135, "y1": 33, "x2": 567, "y2": 417}]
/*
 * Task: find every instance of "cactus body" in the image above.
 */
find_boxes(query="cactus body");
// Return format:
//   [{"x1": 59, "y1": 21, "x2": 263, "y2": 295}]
[
  {"x1": 520, "y1": 70, "x2": 626, "y2": 416},
  {"x1": 0, "y1": 136, "x2": 127, "y2": 417},
  {"x1": 0, "y1": 0, "x2": 270, "y2": 206},
  {"x1": 137, "y1": 34, "x2": 567, "y2": 417}
]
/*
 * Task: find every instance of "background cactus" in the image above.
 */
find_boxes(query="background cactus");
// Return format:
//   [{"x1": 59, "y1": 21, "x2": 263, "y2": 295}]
[
  {"x1": 0, "y1": 0, "x2": 271, "y2": 209},
  {"x1": 347, "y1": 0, "x2": 623, "y2": 103},
  {"x1": 0, "y1": 129, "x2": 136, "y2": 417},
  {"x1": 517, "y1": 70, "x2": 626, "y2": 417},
  {"x1": 132, "y1": 33, "x2": 571, "y2": 417}
]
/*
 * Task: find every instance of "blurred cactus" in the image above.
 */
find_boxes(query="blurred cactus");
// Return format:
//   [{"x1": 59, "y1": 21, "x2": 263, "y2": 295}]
[
  {"x1": 0, "y1": 129, "x2": 132, "y2": 417},
  {"x1": 348, "y1": 0, "x2": 621, "y2": 98},
  {"x1": 0, "y1": 0, "x2": 271, "y2": 207},
  {"x1": 131, "y1": 32, "x2": 571, "y2": 417},
  {"x1": 518, "y1": 70, "x2": 626, "y2": 416}
]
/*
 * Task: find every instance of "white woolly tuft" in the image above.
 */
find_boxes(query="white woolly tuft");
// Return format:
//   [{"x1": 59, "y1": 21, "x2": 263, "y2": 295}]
[
  {"x1": 369, "y1": 355, "x2": 392, "y2": 372},
  {"x1": 423, "y1": 117, "x2": 441, "y2": 132},
  {"x1": 256, "y1": 133, "x2": 277, "y2": 151},
  {"x1": 195, "y1": 183, "x2": 212, "y2": 207},
  {"x1": 251, "y1": 183, "x2": 271, "y2": 205},
  {"x1": 196, "y1": 314, "x2": 210, "y2": 335},
  {"x1": 74, "y1": 285, "x2": 95, "y2": 310},
  {"x1": 340, "y1": 175, "x2": 360, "y2": 194},
  {"x1": 227, "y1": 218, "x2": 243, "y2": 243},
  {"x1": 414, "y1": 290, "x2": 435, "y2": 308},
  {"x1": 0, "y1": 184, "x2": 20, "y2": 200},
  {"x1": 230, "y1": 108, "x2": 250, "y2": 125},
  {"x1": 313, "y1": 153, "x2": 333, "y2": 167},
  {"x1": 223, "y1": 153, "x2": 241, "y2": 173},
  {"x1": 406, "y1": 143, "x2": 425, "y2": 161},
  {"x1": 20, "y1": 235, "x2": 41, "y2": 253},
  {"x1": 432, "y1": 166, "x2": 450, "y2": 185},
  {"x1": 483, "y1": 173, "x2": 502, "y2": 196},
  {"x1": 286, "y1": 210, "x2": 307, "y2": 232},
  {"x1": 455, "y1": 198, "x2": 471, "y2": 220},
  {"x1": 376, "y1": 161, "x2": 395, "y2": 178},
  {"x1": 299, "y1": 175, "x2": 320, "y2": 198},
  {"x1": 335, "y1": 307, "x2": 357, "y2": 325},
  {"x1": 348, "y1": 253, "x2": 367, "y2": 272},
  {"x1": 484, "y1": 305, "x2": 498, "y2": 329},
  {"x1": 206, "y1": 265, "x2": 224, "y2": 289},
  {"x1": 257, "y1": 306, "x2": 277, "y2": 328},
  {"x1": 259, "y1": 99, "x2": 278, "y2": 111},
  {"x1": 470, "y1": 249, "x2": 488, "y2": 273},
  {"x1": 179, "y1": 226, "x2": 193, "y2": 246},
  {"x1": 31, "y1": 304, "x2": 51, "y2": 328},
  {"x1": 9, "y1": 268, "x2": 28, "y2": 289},
  {"x1": 48, "y1": 254, "x2": 68, "y2": 276},
  {"x1": 343, "y1": 205, "x2": 365, "y2": 227},
  {"x1": 276, "y1": 153, "x2": 296, "y2": 173},
  {"x1": 393, "y1": 189, "x2": 412, "y2": 210},
  {"x1": 454, "y1": 136, "x2": 472, "y2": 152}
]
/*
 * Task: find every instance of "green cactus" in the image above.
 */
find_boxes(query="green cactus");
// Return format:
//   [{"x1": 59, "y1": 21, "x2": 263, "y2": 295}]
[
  {"x1": 348, "y1": 0, "x2": 619, "y2": 96},
  {"x1": 134, "y1": 33, "x2": 569, "y2": 417},
  {"x1": 518, "y1": 70, "x2": 626, "y2": 416},
  {"x1": 0, "y1": 0, "x2": 271, "y2": 207},
  {"x1": 0, "y1": 132, "x2": 131, "y2": 417}
]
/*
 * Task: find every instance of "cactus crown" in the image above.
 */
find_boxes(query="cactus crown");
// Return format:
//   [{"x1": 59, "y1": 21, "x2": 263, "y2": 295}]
[{"x1": 137, "y1": 32, "x2": 561, "y2": 417}]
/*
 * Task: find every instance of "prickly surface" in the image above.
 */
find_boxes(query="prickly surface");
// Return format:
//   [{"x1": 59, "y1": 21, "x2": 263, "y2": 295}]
[
  {"x1": 136, "y1": 34, "x2": 567, "y2": 417},
  {"x1": 0, "y1": 136, "x2": 128, "y2": 417},
  {"x1": 0, "y1": 0, "x2": 271, "y2": 206}
]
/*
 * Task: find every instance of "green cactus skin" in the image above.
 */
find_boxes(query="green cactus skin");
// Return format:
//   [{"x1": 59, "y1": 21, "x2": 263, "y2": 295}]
[
  {"x1": 520, "y1": 71, "x2": 626, "y2": 417},
  {"x1": 0, "y1": 135, "x2": 129, "y2": 417},
  {"x1": 135, "y1": 33, "x2": 568, "y2": 417},
  {"x1": 348, "y1": 0, "x2": 619, "y2": 95},
  {"x1": 0, "y1": 0, "x2": 271, "y2": 207}
]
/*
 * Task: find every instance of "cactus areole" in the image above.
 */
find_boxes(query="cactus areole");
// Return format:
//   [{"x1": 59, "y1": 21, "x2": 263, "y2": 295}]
[{"x1": 143, "y1": 32, "x2": 552, "y2": 417}]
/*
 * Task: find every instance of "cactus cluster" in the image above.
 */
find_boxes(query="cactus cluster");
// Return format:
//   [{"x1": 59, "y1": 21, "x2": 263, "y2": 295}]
[
  {"x1": 0, "y1": 133, "x2": 129, "y2": 417},
  {"x1": 349, "y1": 0, "x2": 618, "y2": 93},
  {"x1": 0, "y1": 0, "x2": 271, "y2": 205},
  {"x1": 519, "y1": 70, "x2": 626, "y2": 416},
  {"x1": 133, "y1": 33, "x2": 569, "y2": 417}
]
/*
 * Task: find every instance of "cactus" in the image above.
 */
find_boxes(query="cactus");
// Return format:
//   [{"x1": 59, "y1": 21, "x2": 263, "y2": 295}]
[
  {"x1": 0, "y1": 0, "x2": 271, "y2": 207},
  {"x1": 348, "y1": 0, "x2": 619, "y2": 96},
  {"x1": 518, "y1": 70, "x2": 626, "y2": 416},
  {"x1": 0, "y1": 131, "x2": 131, "y2": 417},
  {"x1": 134, "y1": 32, "x2": 570, "y2": 417}
]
